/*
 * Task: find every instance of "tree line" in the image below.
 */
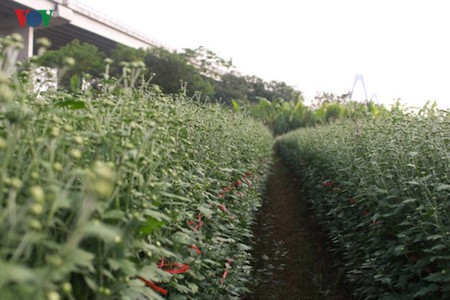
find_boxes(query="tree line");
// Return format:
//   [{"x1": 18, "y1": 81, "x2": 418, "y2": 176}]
[{"x1": 37, "y1": 40, "x2": 303, "y2": 104}]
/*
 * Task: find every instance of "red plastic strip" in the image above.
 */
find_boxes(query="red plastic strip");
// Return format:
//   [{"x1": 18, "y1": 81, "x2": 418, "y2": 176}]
[
  {"x1": 323, "y1": 181, "x2": 333, "y2": 187},
  {"x1": 137, "y1": 276, "x2": 168, "y2": 296},
  {"x1": 219, "y1": 171, "x2": 251, "y2": 198},
  {"x1": 159, "y1": 263, "x2": 190, "y2": 274},
  {"x1": 218, "y1": 204, "x2": 228, "y2": 213},
  {"x1": 158, "y1": 259, "x2": 165, "y2": 268},
  {"x1": 188, "y1": 212, "x2": 203, "y2": 231},
  {"x1": 191, "y1": 244, "x2": 201, "y2": 255},
  {"x1": 221, "y1": 269, "x2": 229, "y2": 284},
  {"x1": 232, "y1": 179, "x2": 242, "y2": 187},
  {"x1": 220, "y1": 257, "x2": 233, "y2": 284},
  {"x1": 193, "y1": 221, "x2": 203, "y2": 231}
]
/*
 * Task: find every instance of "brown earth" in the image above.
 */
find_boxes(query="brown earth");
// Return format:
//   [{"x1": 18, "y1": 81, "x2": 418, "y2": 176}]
[{"x1": 244, "y1": 155, "x2": 352, "y2": 300}]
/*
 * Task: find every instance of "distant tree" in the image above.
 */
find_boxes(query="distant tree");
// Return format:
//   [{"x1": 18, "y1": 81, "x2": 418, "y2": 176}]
[
  {"x1": 38, "y1": 39, "x2": 105, "y2": 90},
  {"x1": 244, "y1": 75, "x2": 272, "y2": 102},
  {"x1": 181, "y1": 46, "x2": 233, "y2": 79},
  {"x1": 110, "y1": 44, "x2": 146, "y2": 77},
  {"x1": 312, "y1": 91, "x2": 351, "y2": 108},
  {"x1": 243, "y1": 76, "x2": 303, "y2": 103},
  {"x1": 214, "y1": 73, "x2": 248, "y2": 103},
  {"x1": 144, "y1": 47, "x2": 215, "y2": 98},
  {"x1": 266, "y1": 80, "x2": 303, "y2": 102}
]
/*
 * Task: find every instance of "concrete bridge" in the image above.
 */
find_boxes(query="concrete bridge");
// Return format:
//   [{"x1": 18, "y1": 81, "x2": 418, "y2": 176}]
[{"x1": 0, "y1": 0, "x2": 164, "y2": 60}]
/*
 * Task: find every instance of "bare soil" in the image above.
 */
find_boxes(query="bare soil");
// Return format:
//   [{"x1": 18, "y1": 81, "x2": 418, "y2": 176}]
[{"x1": 244, "y1": 155, "x2": 352, "y2": 300}]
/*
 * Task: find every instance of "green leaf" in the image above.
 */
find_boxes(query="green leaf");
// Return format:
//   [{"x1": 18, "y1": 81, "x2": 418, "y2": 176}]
[
  {"x1": 401, "y1": 198, "x2": 417, "y2": 205},
  {"x1": 430, "y1": 244, "x2": 446, "y2": 251},
  {"x1": 187, "y1": 282, "x2": 199, "y2": 294},
  {"x1": 142, "y1": 209, "x2": 170, "y2": 222},
  {"x1": 108, "y1": 258, "x2": 136, "y2": 274},
  {"x1": 197, "y1": 205, "x2": 214, "y2": 218},
  {"x1": 139, "y1": 217, "x2": 164, "y2": 234},
  {"x1": 414, "y1": 284, "x2": 439, "y2": 297},
  {"x1": 55, "y1": 100, "x2": 86, "y2": 110},
  {"x1": 66, "y1": 248, "x2": 95, "y2": 272},
  {"x1": 407, "y1": 181, "x2": 421, "y2": 186},
  {"x1": 408, "y1": 151, "x2": 419, "y2": 157},
  {"x1": 70, "y1": 74, "x2": 80, "y2": 92},
  {"x1": 231, "y1": 99, "x2": 240, "y2": 112},
  {"x1": 426, "y1": 234, "x2": 443, "y2": 241},
  {"x1": 81, "y1": 222, "x2": 121, "y2": 243},
  {"x1": 171, "y1": 231, "x2": 192, "y2": 245},
  {"x1": 202, "y1": 259, "x2": 219, "y2": 266},
  {"x1": 424, "y1": 272, "x2": 450, "y2": 283},
  {"x1": 174, "y1": 283, "x2": 191, "y2": 294},
  {"x1": 103, "y1": 209, "x2": 126, "y2": 220},
  {"x1": 237, "y1": 243, "x2": 252, "y2": 251},
  {"x1": 0, "y1": 262, "x2": 35, "y2": 284},
  {"x1": 160, "y1": 192, "x2": 192, "y2": 203},
  {"x1": 436, "y1": 184, "x2": 450, "y2": 191},
  {"x1": 84, "y1": 276, "x2": 98, "y2": 291}
]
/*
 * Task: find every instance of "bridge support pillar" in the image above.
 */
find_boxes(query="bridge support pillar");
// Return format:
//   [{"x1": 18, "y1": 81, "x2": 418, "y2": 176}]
[{"x1": 0, "y1": 26, "x2": 34, "y2": 60}]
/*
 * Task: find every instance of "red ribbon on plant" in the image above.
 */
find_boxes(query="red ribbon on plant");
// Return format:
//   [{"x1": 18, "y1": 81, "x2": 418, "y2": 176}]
[
  {"x1": 187, "y1": 212, "x2": 203, "y2": 231},
  {"x1": 232, "y1": 179, "x2": 242, "y2": 187},
  {"x1": 158, "y1": 259, "x2": 190, "y2": 274},
  {"x1": 191, "y1": 244, "x2": 201, "y2": 255},
  {"x1": 218, "y1": 171, "x2": 253, "y2": 199},
  {"x1": 323, "y1": 180, "x2": 333, "y2": 187},
  {"x1": 137, "y1": 276, "x2": 168, "y2": 296},
  {"x1": 138, "y1": 259, "x2": 191, "y2": 295},
  {"x1": 218, "y1": 204, "x2": 228, "y2": 213},
  {"x1": 220, "y1": 257, "x2": 233, "y2": 284}
]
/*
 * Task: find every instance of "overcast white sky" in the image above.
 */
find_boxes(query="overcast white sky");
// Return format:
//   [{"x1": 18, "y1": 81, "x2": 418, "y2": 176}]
[{"x1": 77, "y1": 0, "x2": 450, "y2": 109}]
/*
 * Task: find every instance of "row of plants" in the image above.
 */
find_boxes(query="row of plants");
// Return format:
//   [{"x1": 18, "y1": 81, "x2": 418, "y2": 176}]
[
  {"x1": 0, "y1": 34, "x2": 273, "y2": 299},
  {"x1": 275, "y1": 107, "x2": 450, "y2": 299},
  {"x1": 234, "y1": 92, "x2": 388, "y2": 136}
]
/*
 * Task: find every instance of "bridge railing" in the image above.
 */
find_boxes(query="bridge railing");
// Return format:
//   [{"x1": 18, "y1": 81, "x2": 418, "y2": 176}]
[{"x1": 61, "y1": 0, "x2": 172, "y2": 50}]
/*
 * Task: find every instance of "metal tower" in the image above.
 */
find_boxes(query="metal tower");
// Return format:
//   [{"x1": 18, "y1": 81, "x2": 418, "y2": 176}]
[{"x1": 350, "y1": 74, "x2": 368, "y2": 101}]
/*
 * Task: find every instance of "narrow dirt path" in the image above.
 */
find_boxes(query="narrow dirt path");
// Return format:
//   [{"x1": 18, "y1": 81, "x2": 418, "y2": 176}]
[{"x1": 245, "y1": 155, "x2": 351, "y2": 300}]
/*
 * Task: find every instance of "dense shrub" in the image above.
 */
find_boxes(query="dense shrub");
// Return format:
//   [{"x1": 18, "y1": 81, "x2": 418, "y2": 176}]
[
  {"x1": 0, "y1": 36, "x2": 273, "y2": 299},
  {"x1": 276, "y1": 108, "x2": 450, "y2": 299},
  {"x1": 37, "y1": 39, "x2": 105, "y2": 90},
  {"x1": 241, "y1": 97, "x2": 387, "y2": 136}
]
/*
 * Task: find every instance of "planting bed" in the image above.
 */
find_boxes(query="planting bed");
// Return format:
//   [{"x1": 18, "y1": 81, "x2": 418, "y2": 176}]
[
  {"x1": 0, "y1": 84, "x2": 272, "y2": 299},
  {"x1": 276, "y1": 110, "x2": 450, "y2": 299}
]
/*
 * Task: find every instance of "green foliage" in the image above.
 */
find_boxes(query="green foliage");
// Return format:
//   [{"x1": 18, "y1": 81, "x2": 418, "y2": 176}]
[
  {"x1": 276, "y1": 107, "x2": 450, "y2": 299},
  {"x1": 181, "y1": 46, "x2": 233, "y2": 78},
  {"x1": 0, "y1": 36, "x2": 273, "y2": 299},
  {"x1": 144, "y1": 47, "x2": 215, "y2": 98},
  {"x1": 38, "y1": 39, "x2": 105, "y2": 90},
  {"x1": 33, "y1": 39, "x2": 303, "y2": 107},
  {"x1": 110, "y1": 44, "x2": 146, "y2": 78},
  {"x1": 231, "y1": 99, "x2": 240, "y2": 112},
  {"x1": 214, "y1": 73, "x2": 248, "y2": 103},
  {"x1": 240, "y1": 93, "x2": 387, "y2": 136}
]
